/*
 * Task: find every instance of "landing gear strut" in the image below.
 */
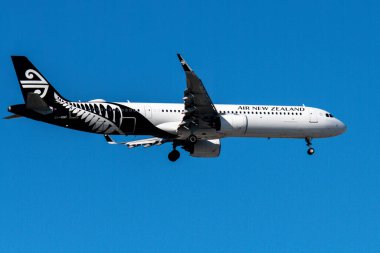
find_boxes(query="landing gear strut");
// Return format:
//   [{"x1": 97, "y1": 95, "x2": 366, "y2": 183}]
[{"x1": 305, "y1": 137, "x2": 315, "y2": 155}]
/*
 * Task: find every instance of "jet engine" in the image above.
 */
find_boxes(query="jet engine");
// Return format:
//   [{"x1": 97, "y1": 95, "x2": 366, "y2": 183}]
[
  {"x1": 220, "y1": 114, "x2": 248, "y2": 136},
  {"x1": 190, "y1": 139, "x2": 221, "y2": 158}
]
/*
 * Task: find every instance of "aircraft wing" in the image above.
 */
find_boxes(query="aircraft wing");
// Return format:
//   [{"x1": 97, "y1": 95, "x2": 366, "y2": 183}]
[
  {"x1": 177, "y1": 54, "x2": 220, "y2": 133},
  {"x1": 104, "y1": 135, "x2": 170, "y2": 148}
]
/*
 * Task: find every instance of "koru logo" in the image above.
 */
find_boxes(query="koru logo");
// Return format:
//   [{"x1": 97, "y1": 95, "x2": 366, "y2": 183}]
[{"x1": 20, "y1": 69, "x2": 49, "y2": 98}]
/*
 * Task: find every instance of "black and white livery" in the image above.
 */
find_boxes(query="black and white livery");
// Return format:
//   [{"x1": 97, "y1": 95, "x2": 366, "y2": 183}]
[{"x1": 7, "y1": 55, "x2": 346, "y2": 161}]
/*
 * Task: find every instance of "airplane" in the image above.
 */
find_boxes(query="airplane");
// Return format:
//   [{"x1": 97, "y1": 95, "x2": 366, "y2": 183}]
[{"x1": 6, "y1": 55, "x2": 346, "y2": 161}]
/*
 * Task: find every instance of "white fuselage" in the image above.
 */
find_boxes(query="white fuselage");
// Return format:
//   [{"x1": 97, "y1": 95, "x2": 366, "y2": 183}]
[
  {"x1": 8, "y1": 55, "x2": 347, "y2": 160},
  {"x1": 119, "y1": 102, "x2": 346, "y2": 139}
]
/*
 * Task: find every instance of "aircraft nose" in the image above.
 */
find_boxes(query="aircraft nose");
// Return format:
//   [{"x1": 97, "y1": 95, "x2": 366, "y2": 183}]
[{"x1": 336, "y1": 119, "x2": 347, "y2": 134}]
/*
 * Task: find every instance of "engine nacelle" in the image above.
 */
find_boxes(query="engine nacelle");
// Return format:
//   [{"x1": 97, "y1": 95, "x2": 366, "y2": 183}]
[
  {"x1": 220, "y1": 114, "x2": 248, "y2": 136},
  {"x1": 191, "y1": 139, "x2": 221, "y2": 158}
]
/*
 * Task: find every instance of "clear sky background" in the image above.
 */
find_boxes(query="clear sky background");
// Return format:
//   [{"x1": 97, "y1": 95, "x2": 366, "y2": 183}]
[{"x1": 1, "y1": 0, "x2": 379, "y2": 252}]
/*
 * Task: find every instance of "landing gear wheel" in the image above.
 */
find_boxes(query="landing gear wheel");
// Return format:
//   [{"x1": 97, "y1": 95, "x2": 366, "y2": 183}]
[
  {"x1": 168, "y1": 150, "x2": 180, "y2": 162},
  {"x1": 305, "y1": 137, "x2": 315, "y2": 156},
  {"x1": 307, "y1": 147, "x2": 315, "y2": 155},
  {"x1": 188, "y1": 134, "x2": 197, "y2": 144}
]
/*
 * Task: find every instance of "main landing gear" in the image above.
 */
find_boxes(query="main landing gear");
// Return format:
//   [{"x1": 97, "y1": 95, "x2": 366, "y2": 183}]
[
  {"x1": 167, "y1": 135, "x2": 196, "y2": 161},
  {"x1": 168, "y1": 137, "x2": 196, "y2": 162},
  {"x1": 168, "y1": 141, "x2": 181, "y2": 162},
  {"x1": 305, "y1": 137, "x2": 315, "y2": 155},
  {"x1": 168, "y1": 149, "x2": 180, "y2": 162},
  {"x1": 187, "y1": 134, "x2": 197, "y2": 143}
]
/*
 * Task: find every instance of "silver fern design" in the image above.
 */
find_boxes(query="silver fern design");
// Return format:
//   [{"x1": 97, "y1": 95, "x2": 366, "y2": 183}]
[{"x1": 54, "y1": 93, "x2": 124, "y2": 134}]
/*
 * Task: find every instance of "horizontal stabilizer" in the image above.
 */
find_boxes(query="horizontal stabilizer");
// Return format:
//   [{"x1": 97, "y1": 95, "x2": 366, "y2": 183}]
[
  {"x1": 26, "y1": 93, "x2": 53, "y2": 115},
  {"x1": 4, "y1": 114, "x2": 23, "y2": 120}
]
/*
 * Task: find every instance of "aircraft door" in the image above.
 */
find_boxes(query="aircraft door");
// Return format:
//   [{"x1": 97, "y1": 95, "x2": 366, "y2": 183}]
[
  {"x1": 309, "y1": 109, "x2": 318, "y2": 123},
  {"x1": 145, "y1": 106, "x2": 152, "y2": 119}
]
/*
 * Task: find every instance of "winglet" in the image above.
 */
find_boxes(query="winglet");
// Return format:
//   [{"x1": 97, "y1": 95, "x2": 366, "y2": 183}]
[
  {"x1": 104, "y1": 134, "x2": 118, "y2": 144},
  {"x1": 177, "y1": 53, "x2": 193, "y2": 72},
  {"x1": 104, "y1": 134, "x2": 130, "y2": 145}
]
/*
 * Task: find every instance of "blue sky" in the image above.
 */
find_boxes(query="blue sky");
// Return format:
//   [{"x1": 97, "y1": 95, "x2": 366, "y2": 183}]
[{"x1": 1, "y1": 0, "x2": 379, "y2": 252}]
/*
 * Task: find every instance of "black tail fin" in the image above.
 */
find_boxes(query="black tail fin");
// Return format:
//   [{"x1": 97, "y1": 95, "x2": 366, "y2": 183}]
[{"x1": 11, "y1": 56, "x2": 67, "y2": 104}]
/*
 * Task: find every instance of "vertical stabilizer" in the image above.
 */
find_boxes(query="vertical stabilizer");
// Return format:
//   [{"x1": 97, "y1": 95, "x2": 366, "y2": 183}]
[{"x1": 11, "y1": 56, "x2": 67, "y2": 104}]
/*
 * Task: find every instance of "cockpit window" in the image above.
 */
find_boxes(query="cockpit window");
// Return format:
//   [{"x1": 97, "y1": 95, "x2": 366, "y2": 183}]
[{"x1": 326, "y1": 113, "x2": 334, "y2": 118}]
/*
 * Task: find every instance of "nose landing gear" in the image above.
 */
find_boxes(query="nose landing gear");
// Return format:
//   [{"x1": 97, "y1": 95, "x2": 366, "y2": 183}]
[
  {"x1": 307, "y1": 147, "x2": 315, "y2": 155},
  {"x1": 305, "y1": 137, "x2": 315, "y2": 155}
]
